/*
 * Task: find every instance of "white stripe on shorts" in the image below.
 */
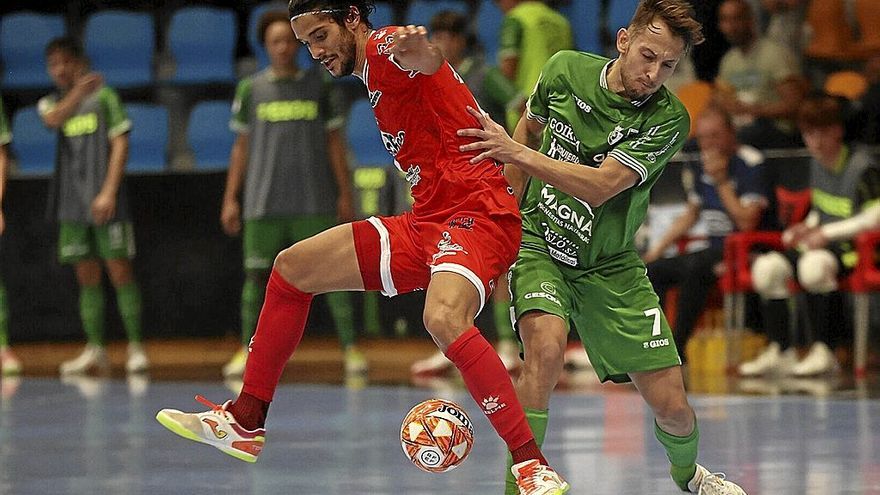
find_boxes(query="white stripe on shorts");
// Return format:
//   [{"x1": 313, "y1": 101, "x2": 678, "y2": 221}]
[
  {"x1": 366, "y1": 216, "x2": 398, "y2": 297},
  {"x1": 431, "y1": 262, "x2": 486, "y2": 316}
]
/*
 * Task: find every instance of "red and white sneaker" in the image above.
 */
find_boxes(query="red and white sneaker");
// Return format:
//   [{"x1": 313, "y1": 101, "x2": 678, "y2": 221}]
[
  {"x1": 156, "y1": 395, "x2": 266, "y2": 463},
  {"x1": 511, "y1": 459, "x2": 570, "y2": 495}
]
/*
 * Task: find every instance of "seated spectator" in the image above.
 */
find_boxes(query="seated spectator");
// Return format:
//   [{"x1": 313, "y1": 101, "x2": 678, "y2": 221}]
[
  {"x1": 645, "y1": 106, "x2": 769, "y2": 361},
  {"x1": 760, "y1": 0, "x2": 806, "y2": 65},
  {"x1": 740, "y1": 93, "x2": 880, "y2": 377},
  {"x1": 714, "y1": 0, "x2": 806, "y2": 149}
]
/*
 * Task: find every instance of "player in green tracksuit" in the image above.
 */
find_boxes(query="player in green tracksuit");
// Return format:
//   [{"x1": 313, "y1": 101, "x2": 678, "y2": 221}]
[{"x1": 459, "y1": 1, "x2": 747, "y2": 493}]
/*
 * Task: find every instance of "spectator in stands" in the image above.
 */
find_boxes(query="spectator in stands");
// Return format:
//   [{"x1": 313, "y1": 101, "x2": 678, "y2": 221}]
[
  {"x1": 494, "y1": 0, "x2": 572, "y2": 129},
  {"x1": 740, "y1": 93, "x2": 880, "y2": 377},
  {"x1": 644, "y1": 106, "x2": 769, "y2": 361},
  {"x1": 409, "y1": 10, "x2": 523, "y2": 375},
  {"x1": 220, "y1": 10, "x2": 364, "y2": 378},
  {"x1": 0, "y1": 96, "x2": 21, "y2": 376},
  {"x1": 759, "y1": 0, "x2": 806, "y2": 64},
  {"x1": 39, "y1": 37, "x2": 148, "y2": 375},
  {"x1": 714, "y1": 0, "x2": 806, "y2": 149}
]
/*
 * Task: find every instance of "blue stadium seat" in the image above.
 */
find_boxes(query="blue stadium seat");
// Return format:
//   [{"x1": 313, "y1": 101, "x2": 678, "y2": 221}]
[
  {"x1": 11, "y1": 106, "x2": 56, "y2": 175},
  {"x1": 0, "y1": 13, "x2": 66, "y2": 89},
  {"x1": 607, "y1": 0, "x2": 640, "y2": 31},
  {"x1": 405, "y1": 0, "x2": 469, "y2": 27},
  {"x1": 168, "y1": 7, "x2": 236, "y2": 84},
  {"x1": 367, "y1": 2, "x2": 395, "y2": 29},
  {"x1": 188, "y1": 101, "x2": 234, "y2": 170},
  {"x1": 126, "y1": 104, "x2": 168, "y2": 172},
  {"x1": 567, "y1": 0, "x2": 602, "y2": 54},
  {"x1": 84, "y1": 10, "x2": 154, "y2": 88},
  {"x1": 347, "y1": 99, "x2": 390, "y2": 167},
  {"x1": 476, "y1": 0, "x2": 503, "y2": 64}
]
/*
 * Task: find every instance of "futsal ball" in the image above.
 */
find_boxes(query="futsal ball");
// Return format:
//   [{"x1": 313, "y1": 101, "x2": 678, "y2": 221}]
[{"x1": 400, "y1": 398, "x2": 474, "y2": 473}]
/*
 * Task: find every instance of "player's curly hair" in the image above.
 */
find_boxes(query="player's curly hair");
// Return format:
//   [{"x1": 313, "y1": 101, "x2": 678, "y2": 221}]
[
  {"x1": 288, "y1": 0, "x2": 376, "y2": 29},
  {"x1": 629, "y1": 0, "x2": 705, "y2": 52}
]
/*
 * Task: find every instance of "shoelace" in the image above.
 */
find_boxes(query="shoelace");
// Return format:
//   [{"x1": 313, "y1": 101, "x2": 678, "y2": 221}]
[
  {"x1": 195, "y1": 394, "x2": 231, "y2": 420},
  {"x1": 516, "y1": 461, "x2": 557, "y2": 494},
  {"x1": 700, "y1": 472, "x2": 739, "y2": 495}
]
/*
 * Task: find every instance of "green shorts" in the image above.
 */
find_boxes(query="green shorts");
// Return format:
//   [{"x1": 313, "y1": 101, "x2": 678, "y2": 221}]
[
  {"x1": 510, "y1": 247, "x2": 681, "y2": 383},
  {"x1": 243, "y1": 215, "x2": 337, "y2": 271},
  {"x1": 58, "y1": 221, "x2": 136, "y2": 264}
]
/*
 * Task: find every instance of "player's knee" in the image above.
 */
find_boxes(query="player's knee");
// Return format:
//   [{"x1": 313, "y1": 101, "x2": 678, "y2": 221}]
[
  {"x1": 522, "y1": 337, "x2": 566, "y2": 376},
  {"x1": 423, "y1": 304, "x2": 471, "y2": 348},
  {"x1": 273, "y1": 244, "x2": 308, "y2": 287},
  {"x1": 751, "y1": 252, "x2": 793, "y2": 299},
  {"x1": 654, "y1": 397, "x2": 693, "y2": 428},
  {"x1": 797, "y1": 249, "x2": 839, "y2": 293}
]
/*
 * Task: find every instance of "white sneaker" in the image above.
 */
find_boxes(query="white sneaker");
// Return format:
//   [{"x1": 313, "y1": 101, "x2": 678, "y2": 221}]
[
  {"x1": 410, "y1": 350, "x2": 453, "y2": 375},
  {"x1": 688, "y1": 464, "x2": 746, "y2": 494},
  {"x1": 343, "y1": 345, "x2": 369, "y2": 374},
  {"x1": 222, "y1": 347, "x2": 248, "y2": 378},
  {"x1": 126, "y1": 343, "x2": 150, "y2": 373},
  {"x1": 511, "y1": 459, "x2": 570, "y2": 494},
  {"x1": 737, "y1": 343, "x2": 796, "y2": 376},
  {"x1": 497, "y1": 340, "x2": 522, "y2": 372},
  {"x1": 0, "y1": 348, "x2": 22, "y2": 376},
  {"x1": 156, "y1": 395, "x2": 266, "y2": 463},
  {"x1": 59, "y1": 345, "x2": 109, "y2": 375},
  {"x1": 792, "y1": 342, "x2": 839, "y2": 376},
  {"x1": 563, "y1": 344, "x2": 592, "y2": 370}
]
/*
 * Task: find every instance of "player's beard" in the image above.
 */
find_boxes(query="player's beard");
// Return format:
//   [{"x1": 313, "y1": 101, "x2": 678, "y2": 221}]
[
  {"x1": 334, "y1": 28, "x2": 357, "y2": 77},
  {"x1": 619, "y1": 68, "x2": 653, "y2": 101}
]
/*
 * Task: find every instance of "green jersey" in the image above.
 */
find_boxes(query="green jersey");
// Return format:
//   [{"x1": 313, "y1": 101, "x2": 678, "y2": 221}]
[{"x1": 521, "y1": 51, "x2": 690, "y2": 270}]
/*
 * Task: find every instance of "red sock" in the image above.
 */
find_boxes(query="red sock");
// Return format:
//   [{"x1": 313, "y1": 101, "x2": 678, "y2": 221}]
[
  {"x1": 228, "y1": 392, "x2": 269, "y2": 431},
  {"x1": 444, "y1": 326, "x2": 545, "y2": 465},
  {"x1": 240, "y1": 269, "x2": 313, "y2": 405}
]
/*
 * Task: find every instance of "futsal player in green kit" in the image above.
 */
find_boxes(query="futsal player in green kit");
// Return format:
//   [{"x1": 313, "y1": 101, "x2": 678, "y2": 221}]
[
  {"x1": 220, "y1": 10, "x2": 364, "y2": 377},
  {"x1": 459, "y1": 1, "x2": 747, "y2": 493},
  {"x1": 40, "y1": 38, "x2": 147, "y2": 375},
  {"x1": 0, "y1": 95, "x2": 22, "y2": 376}
]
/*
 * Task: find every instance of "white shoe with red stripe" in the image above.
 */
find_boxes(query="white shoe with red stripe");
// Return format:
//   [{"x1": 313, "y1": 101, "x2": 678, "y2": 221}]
[{"x1": 156, "y1": 395, "x2": 266, "y2": 463}]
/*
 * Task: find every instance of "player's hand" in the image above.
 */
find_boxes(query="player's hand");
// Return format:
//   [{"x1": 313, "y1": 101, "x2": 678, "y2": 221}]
[
  {"x1": 73, "y1": 72, "x2": 103, "y2": 98},
  {"x1": 782, "y1": 222, "x2": 810, "y2": 248},
  {"x1": 337, "y1": 193, "x2": 356, "y2": 223},
  {"x1": 641, "y1": 246, "x2": 663, "y2": 265},
  {"x1": 457, "y1": 106, "x2": 525, "y2": 165},
  {"x1": 387, "y1": 25, "x2": 430, "y2": 57},
  {"x1": 90, "y1": 191, "x2": 116, "y2": 226},
  {"x1": 220, "y1": 199, "x2": 242, "y2": 236},
  {"x1": 798, "y1": 226, "x2": 828, "y2": 250}
]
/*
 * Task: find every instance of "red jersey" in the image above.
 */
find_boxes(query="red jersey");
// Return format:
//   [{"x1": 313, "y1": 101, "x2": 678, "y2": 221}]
[{"x1": 360, "y1": 27, "x2": 515, "y2": 221}]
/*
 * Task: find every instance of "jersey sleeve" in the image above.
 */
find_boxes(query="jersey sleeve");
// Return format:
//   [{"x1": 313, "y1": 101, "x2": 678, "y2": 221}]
[
  {"x1": 0, "y1": 98, "x2": 10, "y2": 146},
  {"x1": 855, "y1": 166, "x2": 880, "y2": 211},
  {"x1": 607, "y1": 102, "x2": 690, "y2": 185},
  {"x1": 230, "y1": 78, "x2": 252, "y2": 134},
  {"x1": 99, "y1": 87, "x2": 131, "y2": 138},
  {"x1": 320, "y1": 73, "x2": 346, "y2": 131},
  {"x1": 497, "y1": 15, "x2": 523, "y2": 64},
  {"x1": 525, "y1": 52, "x2": 565, "y2": 124}
]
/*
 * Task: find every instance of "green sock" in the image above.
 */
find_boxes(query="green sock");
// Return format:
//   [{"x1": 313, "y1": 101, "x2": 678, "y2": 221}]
[
  {"x1": 241, "y1": 277, "x2": 264, "y2": 346},
  {"x1": 79, "y1": 284, "x2": 105, "y2": 346},
  {"x1": 505, "y1": 408, "x2": 549, "y2": 495},
  {"x1": 655, "y1": 419, "x2": 700, "y2": 491},
  {"x1": 115, "y1": 282, "x2": 143, "y2": 343},
  {"x1": 326, "y1": 292, "x2": 355, "y2": 349},
  {"x1": 492, "y1": 299, "x2": 515, "y2": 342},
  {"x1": 0, "y1": 282, "x2": 8, "y2": 348}
]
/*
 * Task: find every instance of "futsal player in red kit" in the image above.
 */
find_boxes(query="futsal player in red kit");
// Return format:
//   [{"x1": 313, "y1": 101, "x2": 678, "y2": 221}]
[{"x1": 156, "y1": 2, "x2": 568, "y2": 493}]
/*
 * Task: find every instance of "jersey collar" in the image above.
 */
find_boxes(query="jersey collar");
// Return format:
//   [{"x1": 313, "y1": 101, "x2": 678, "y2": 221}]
[{"x1": 600, "y1": 59, "x2": 654, "y2": 108}]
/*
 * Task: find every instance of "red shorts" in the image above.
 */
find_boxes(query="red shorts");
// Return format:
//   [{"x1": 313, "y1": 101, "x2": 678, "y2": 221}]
[{"x1": 351, "y1": 210, "x2": 521, "y2": 313}]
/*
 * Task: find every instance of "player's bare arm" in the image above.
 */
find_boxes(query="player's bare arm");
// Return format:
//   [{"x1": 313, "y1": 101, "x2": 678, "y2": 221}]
[
  {"x1": 327, "y1": 127, "x2": 355, "y2": 222},
  {"x1": 459, "y1": 106, "x2": 639, "y2": 206},
  {"x1": 221, "y1": 133, "x2": 249, "y2": 236},
  {"x1": 386, "y1": 25, "x2": 443, "y2": 75},
  {"x1": 41, "y1": 72, "x2": 103, "y2": 128},
  {"x1": 504, "y1": 112, "x2": 543, "y2": 200},
  {"x1": 91, "y1": 132, "x2": 127, "y2": 225}
]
